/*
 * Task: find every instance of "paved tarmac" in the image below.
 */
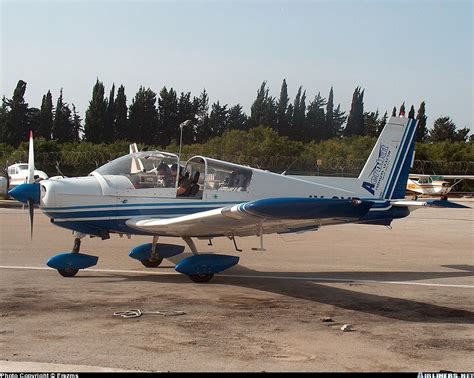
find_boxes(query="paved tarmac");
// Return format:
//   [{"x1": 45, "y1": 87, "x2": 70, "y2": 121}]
[{"x1": 0, "y1": 203, "x2": 473, "y2": 372}]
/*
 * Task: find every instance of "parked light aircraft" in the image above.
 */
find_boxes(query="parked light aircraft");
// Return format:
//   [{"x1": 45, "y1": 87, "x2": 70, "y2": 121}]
[
  {"x1": 7, "y1": 162, "x2": 48, "y2": 188},
  {"x1": 9, "y1": 118, "x2": 468, "y2": 282},
  {"x1": 406, "y1": 174, "x2": 474, "y2": 199}
]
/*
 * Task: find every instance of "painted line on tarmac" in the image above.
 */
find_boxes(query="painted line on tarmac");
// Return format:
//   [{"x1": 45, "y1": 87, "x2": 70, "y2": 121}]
[{"x1": 1, "y1": 265, "x2": 473, "y2": 289}]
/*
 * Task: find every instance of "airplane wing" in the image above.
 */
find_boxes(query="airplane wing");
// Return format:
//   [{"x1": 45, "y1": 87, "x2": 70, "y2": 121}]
[{"x1": 126, "y1": 197, "x2": 374, "y2": 237}]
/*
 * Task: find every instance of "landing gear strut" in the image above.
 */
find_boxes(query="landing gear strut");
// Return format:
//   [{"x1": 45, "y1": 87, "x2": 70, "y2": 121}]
[
  {"x1": 57, "y1": 236, "x2": 82, "y2": 277},
  {"x1": 140, "y1": 235, "x2": 163, "y2": 268}
]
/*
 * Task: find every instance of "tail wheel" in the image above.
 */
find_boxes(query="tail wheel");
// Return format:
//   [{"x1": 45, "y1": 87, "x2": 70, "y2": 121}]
[
  {"x1": 189, "y1": 274, "x2": 214, "y2": 283},
  {"x1": 58, "y1": 268, "x2": 79, "y2": 277},
  {"x1": 140, "y1": 256, "x2": 163, "y2": 268}
]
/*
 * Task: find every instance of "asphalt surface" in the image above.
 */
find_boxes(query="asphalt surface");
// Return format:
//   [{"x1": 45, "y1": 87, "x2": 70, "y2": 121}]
[{"x1": 0, "y1": 203, "x2": 473, "y2": 372}]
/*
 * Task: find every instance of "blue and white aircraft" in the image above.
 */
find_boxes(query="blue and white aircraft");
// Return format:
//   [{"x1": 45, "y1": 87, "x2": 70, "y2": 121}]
[{"x1": 9, "y1": 117, "x2": 466, "y2": 282}]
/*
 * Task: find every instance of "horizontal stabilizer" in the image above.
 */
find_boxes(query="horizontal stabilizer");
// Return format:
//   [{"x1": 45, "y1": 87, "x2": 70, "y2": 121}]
[{"x1": 391, "y1": 199, "x2": 470, "y2": 209}]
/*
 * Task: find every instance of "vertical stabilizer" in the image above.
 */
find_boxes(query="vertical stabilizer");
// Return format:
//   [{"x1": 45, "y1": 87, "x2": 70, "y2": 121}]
[{"x1": 358, "y1": 117, "x2": 418, "y2": 199}]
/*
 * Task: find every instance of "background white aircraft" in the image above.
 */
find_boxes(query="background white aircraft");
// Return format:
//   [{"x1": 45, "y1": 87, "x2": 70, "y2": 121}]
[
  {"x1": 9, "y1": 117, "x2": 467, "y2": 283},
  {"x1": 407, "y1": 174, "x2": 474, "y2": 199}
]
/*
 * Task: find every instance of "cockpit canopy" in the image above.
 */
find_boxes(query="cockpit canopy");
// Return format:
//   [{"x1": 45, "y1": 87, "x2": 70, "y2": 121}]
[
  {"x1": 93, "y1": 151, "x2": 179, "y2": 189},
  {"x1": 92, "y1": 151, "x2": 254, "y2": 196}
]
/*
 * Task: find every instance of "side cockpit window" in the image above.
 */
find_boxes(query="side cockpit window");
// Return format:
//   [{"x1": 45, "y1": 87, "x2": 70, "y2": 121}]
[{"x1": 205, "y1": 160, "x2": 252, "y2": 193}]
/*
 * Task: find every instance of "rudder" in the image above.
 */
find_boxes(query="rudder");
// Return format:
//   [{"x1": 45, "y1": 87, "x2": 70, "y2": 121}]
[{"x1": 358, "y1": 116, "x2": 418, "y2": 199}]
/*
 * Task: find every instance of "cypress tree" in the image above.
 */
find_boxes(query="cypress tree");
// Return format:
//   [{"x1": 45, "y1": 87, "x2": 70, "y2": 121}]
[
  {"x1": 399, "y1": 102, "x2": 406, "y2": 116},
  {"x1": 378, "y1": 111, "x2": 388, "y2": 137},
  {"x1": 276, "y1": 79, "x2": 290, "y2": 135},
  {"x1": 52, "y1": 89, "x2": 73, "y2": 143},
  {"x1": 392, "y1": 107, "x2": 397, "y2": 117},
  {"x1": 0, "y1": 97, "x2": 8, "y2": 144},
  {"x1": 344, "y1": 87, "x2": 364, "y2": 136},
  {"x1": 306, "y1": 92, "x2": 326, "y2": 141},
  {"x1": 177, "y1": 91, "x2": 196, "y2": 144},
  {"x1": 333, "y1": 104, "x2": 346, "y2": 137},
  {"x1": 4, "y1": 80, "x2": 29, "y2": 146},
  {"x1": 415, "y1": 101, "x2": 428, "y2": 142},
  {"x1": 408, "y1": 105, "x2": 415, "y2": 119},
  {"x1": 194, "y1": 89, "x2": 210, "y2": 143},
  {"x1": 115, "y1": 85, "x2": 128, "y2": 141},
  {"x1": 70, "y1": 104, "x2": 82, "y2": 142},
  {"x1": 104, "y1": 84, "x2": 116, "y2": 143},
  {"x1": 325, "y1": 87, "x2": 334, "y2": 139},
  {"x1": 228, "y1": 104, "x2": 248, "y2": 131},
  {"x1": 157, "y1": 87, "x2": 178, "y2": 146},
  {"x1": 249, "y1": 81, "x2": 270, "y2": 129},
  {"x1": 129, "y1": 86, "x2": 159, "y2": 145},
  {"x1": 363, "y1": 110, "x2": 380, "y2": 137},
  {"x1": 291, "y1": 86, "x2": 307, "y2": 140},
  {"x1": 39, "y1": 90, "x2": 53, "y2": 140},
  {"x1": 208, "y1": 101, "x2": 229, "y2": 138},
  {"x1": 84, "y1": 79, "x2": 107, "y2": 143}
]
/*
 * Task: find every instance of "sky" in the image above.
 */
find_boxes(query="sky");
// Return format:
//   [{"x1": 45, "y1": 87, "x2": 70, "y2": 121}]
[{"x1": 1, "y1": 0, "x2": 472, "y2": 130}]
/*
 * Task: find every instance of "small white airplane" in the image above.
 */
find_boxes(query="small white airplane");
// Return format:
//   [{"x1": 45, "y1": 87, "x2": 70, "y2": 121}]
[
  {"x1": 7, "y1": 160, "x2": 48, "y2": 188},
  {"x1": 407, "y1": 174, "x2": 474, "y2": 199},
  {"x1": 9, "y1": 117, "x2": 468, "y2": 282}
]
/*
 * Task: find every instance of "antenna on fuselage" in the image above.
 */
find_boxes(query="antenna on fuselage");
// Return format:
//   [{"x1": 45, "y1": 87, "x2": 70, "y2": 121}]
[
  {"x1": 178, "y1": 120, "x2": 192, "y2": 165},
  {"x1": 281, "y1": 158, "x2": 299, "y2": 175}
]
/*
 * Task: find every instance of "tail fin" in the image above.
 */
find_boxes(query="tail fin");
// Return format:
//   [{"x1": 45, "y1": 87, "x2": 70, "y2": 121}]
[{"x1": 358, "y1": 116, "x2": 418, "y2": 199}]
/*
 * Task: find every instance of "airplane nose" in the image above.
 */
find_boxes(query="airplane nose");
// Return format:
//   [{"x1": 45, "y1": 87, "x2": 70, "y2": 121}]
[{"x1": 8, "y1": 183, "x2": 40, "y2": 204}]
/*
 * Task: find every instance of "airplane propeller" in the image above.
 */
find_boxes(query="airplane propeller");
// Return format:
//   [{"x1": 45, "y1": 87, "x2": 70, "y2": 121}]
[{"x1": 8, "y1": 131, "x2": 40, "y2": 238}]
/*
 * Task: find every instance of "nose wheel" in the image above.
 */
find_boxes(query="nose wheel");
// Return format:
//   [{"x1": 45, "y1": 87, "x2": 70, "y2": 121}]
[
  {"x1": 58, "y1": 268, "x2": 79, "y2": 277},
  {"x1": 189, "y1": 274, "x2": 214, "y2": 283},
  {"x1": 140, "y1": 256, "x2": 164, "y2": 268}
]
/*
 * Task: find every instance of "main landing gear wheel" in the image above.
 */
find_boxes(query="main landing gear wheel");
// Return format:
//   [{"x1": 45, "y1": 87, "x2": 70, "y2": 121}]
[
  {"x1": 58, "y1": 268, "x2": 79, "y2": 277},
  {"x1": 189, "y1": 273, "x2": 214, "y2": 283},
  {"x1": 140, "y1": 256, "x2": 163, "y2": 268}
]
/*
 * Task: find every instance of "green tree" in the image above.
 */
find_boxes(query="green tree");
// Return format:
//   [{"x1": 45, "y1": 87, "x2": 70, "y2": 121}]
[
  {"x1": 392, "y1": 106, "x2": 397, "y2": 117},
  {"x1": 249, "y1": 81, "x2": 276, "y2": 129},
  {"x1": 115, "y1": 85, "x2": 128, "y2": 141},
  {"x1": 177, "y1": 91, "x2": 197, "y2": 144},
  {"x1": 52, "y1": 89, "x2": 74, "y2": 143},
  {"x1": 415, "y1": 101, "x2": 428, "y2": 142},
  {"x1": 305, "y1": 92, "x2": 326, "y2": 141},
  {"x1": 157, "y1": 87, "x2": 178, "y2": 146},
  {"x1": 104, "y1": 84, "x2": 116, "y2": 143},
  {"x1": 429, "y1": 116, "x2": 470, "y2": 142},
  {"x1": 333, "y1": 104, "x2": 346, "y2": 137},
  {"x1": 208, "y1": 101, "x2": 229, "y2": 137},
  {"x1": 364, "y1": 110, "x2": 380, "y2": 137},
  {"x1": 4, "y1": 80, "x2": 29, "y2": 146},
  {"x1": 291, "y1": 86, "x2": 306, "y2": 141},
  {"x1": 399, "y1": 102, "x2": 405, "y2": 116},
  {"x1": 276, "y1": 79, "x2": 290, "y2": 135},
  {"x1": 39, "y1": 90, "x2": 54, "y2": 140},
  {"x1": 70, "y1": 104, "x2": 83, "y2": 142},
  {"x1": 129, "y1": 86, "x2": 159, "y2": 145},
  {"x1": 408, "y1": 105, "x2": 415, "y2": 119},
  {"x1": 194, "y1": 89, "x2": 210, "y2": 143},
  {"x1": 227, "y1": 104, "x2": 247, "y2": 131},
  {"x1": 0, "y1": 97, "x2": 8, "y2": 144},
  {"x1": 344, "y1": 87, "x2": 364, "y2": 137},
  {"x1": 84, "y1": 79, "x2": 107, "y2": 143}
]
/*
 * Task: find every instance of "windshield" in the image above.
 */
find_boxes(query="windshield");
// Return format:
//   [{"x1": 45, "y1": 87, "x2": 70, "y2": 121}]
[{"x1": 93, "y1": 151, "x2": 179, "y2": 189}]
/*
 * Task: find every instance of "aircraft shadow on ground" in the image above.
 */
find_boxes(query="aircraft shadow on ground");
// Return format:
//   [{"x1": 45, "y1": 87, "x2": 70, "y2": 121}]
[{"x1": 87, "y1": 253, "x2": 474, "y2": 324}]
